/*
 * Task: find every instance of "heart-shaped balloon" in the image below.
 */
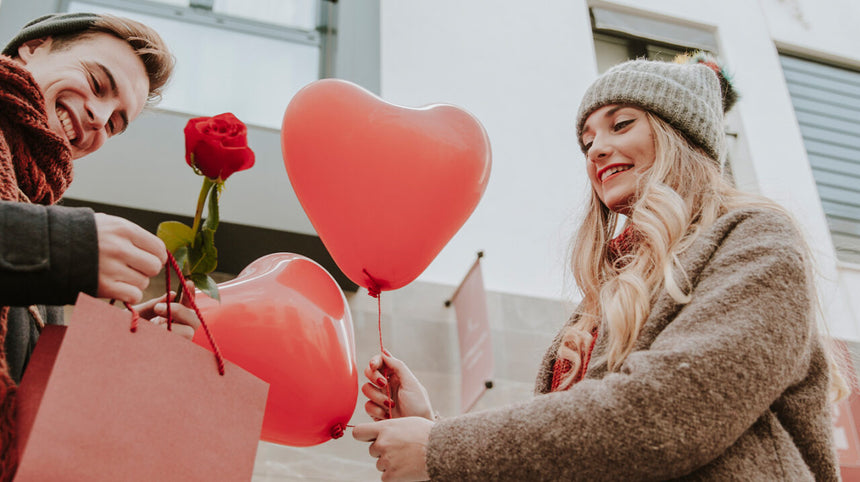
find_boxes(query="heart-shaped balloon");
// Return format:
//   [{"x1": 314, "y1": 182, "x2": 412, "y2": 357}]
[
  {"x1": 281, "y1": 79, "x2": 492, "y2": 292},
  {"x1": 191, "y1": 253, "x2": 357, "y2": 447}
]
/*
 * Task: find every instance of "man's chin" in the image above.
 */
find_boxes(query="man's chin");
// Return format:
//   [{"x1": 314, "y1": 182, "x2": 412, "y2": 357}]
[{"x1": 69, "y1": 147, "x2": 87, "y2": 160}]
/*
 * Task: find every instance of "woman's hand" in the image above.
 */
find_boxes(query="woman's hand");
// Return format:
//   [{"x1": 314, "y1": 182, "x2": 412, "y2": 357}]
[
  {"x1": 363, "y1": 351, "x2": 434, "y2": 421},
  {"x1": 133, "y1": 281, "x2": 200, "y2": 340},
  {"x1": 353, "y1": 417, "x2": 433, "y2": 482}
]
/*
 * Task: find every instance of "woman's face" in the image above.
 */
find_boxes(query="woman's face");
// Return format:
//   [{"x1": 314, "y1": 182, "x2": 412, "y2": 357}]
[{"x1": 580, "y1": 105, "x2": 656, "y2": 215}]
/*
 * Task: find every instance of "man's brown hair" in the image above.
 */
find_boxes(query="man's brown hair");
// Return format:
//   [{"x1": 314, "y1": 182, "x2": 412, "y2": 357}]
[{"x1": 50, "y1": 14, "x2": 174, "y2": 105}]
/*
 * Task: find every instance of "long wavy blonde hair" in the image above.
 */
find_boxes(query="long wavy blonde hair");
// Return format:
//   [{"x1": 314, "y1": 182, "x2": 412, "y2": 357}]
[{"x1": 557, "y1": 111, "x2": 849, "y2": 399}]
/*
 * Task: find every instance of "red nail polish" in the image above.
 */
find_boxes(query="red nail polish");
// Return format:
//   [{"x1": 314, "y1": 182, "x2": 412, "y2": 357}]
[
  {"x1": 377, "y1": 377, "x2": 387, "y2": 387},
  {"x1": 384, "y1": 399, "x2": 395, "y2": 408}
]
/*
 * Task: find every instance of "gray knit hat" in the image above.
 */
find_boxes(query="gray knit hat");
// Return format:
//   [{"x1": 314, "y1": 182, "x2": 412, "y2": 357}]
[
  {"x1": 576, "y1": 58, "x2": 729, "y2": 161},
  {"x1": 3, "y1": 12, "x2": 100, "y2": 57}
]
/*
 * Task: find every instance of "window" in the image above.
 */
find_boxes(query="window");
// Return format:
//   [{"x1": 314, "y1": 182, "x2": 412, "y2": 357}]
[
  {"x1": 61, "y1": 0, "x2": 336, "y2": 129},
  {"x1": 780, "y1": 55, "x2": 860, "y2": 264},
  {"x1": 591, "y1": 7, "x2": 717, "y2": 73}
]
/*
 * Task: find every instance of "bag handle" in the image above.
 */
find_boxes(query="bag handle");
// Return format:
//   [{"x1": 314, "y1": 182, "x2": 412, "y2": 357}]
[{"x1": 123, "y1": 252, "x2": 226, "y2": 376}]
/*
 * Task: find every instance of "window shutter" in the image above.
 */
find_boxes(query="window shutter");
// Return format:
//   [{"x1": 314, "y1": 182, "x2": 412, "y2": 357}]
[{"x1": 781, "y1": 55, "x2": 860, "y2": 264}]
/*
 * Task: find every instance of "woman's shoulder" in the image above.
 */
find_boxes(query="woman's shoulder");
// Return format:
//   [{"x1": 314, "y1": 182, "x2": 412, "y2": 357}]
[
  {"x1": 708, "y1": 206, "x2": 804, "y2": 246},
  {"x1": 680, "y1": 205, "x2": 808, "y2": 275}
]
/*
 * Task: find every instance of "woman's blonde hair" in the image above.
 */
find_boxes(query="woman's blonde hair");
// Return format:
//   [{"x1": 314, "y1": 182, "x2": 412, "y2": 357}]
[{"x1": 558, "y1": 111, "x2": 849, "y2": 400}]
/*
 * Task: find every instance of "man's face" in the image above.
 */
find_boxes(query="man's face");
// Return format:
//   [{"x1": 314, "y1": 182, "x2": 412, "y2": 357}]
[{"x1": 16, "y1": 32, "x2": 149, "y2": 159}]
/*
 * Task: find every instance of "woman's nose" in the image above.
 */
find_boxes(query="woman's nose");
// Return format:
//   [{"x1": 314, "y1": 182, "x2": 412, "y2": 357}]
[{"x1": 587, "y1": 135, "x2": 611, "y2": 162}]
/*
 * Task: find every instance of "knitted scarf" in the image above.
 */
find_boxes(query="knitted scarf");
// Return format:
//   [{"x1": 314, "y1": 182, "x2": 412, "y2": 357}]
[{"x1": 0, "y1": 55, "x2": 73, "y2": 479}]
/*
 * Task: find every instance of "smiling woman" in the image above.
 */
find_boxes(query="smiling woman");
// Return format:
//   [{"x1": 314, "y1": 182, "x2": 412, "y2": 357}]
[
  {"x1": 350, "y1": 55, "x2": 849, "y2": 482},
  {"x1": 580, "y1": 105, "x2": 656, "y2": 214}
]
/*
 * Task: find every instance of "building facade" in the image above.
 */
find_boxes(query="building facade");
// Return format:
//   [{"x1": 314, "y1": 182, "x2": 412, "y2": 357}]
[{"x1": 1, "y1": 0, "x2": 859, "y2": 480}]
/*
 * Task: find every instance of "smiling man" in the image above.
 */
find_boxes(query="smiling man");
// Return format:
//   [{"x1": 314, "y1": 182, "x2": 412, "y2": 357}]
[{"x1": 0, "y1": 12, "x2": 180, "y2": 475}]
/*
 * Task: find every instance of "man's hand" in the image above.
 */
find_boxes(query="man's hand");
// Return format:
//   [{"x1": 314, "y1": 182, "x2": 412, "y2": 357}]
[
  {"x1": 134, "y1": 281, "x2": 201, "y2": 340},
  {"x1": 94, "y1": 213, "x2": 166, "y2": 304}
]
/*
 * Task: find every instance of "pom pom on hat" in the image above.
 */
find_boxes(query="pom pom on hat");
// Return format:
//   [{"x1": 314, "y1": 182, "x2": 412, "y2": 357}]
[{"x1": 675, "y1": 51, "x2": 739, "y2": 113}]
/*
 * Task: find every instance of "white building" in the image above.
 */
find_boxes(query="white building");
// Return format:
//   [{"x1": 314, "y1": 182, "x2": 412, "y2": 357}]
[{"x1": 1, "y1": 0, "x2": 859, "y2": 479}]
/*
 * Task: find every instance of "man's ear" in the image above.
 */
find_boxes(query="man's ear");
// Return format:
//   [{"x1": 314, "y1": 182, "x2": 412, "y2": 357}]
[{"x1": 16, "y1": 37, "x2": 52, "y2": 63}]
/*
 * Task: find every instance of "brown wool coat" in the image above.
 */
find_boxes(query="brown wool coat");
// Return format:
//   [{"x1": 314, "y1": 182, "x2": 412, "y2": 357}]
[{"x1": 427, "y1": 208, "x2": 839, "y2": 481}]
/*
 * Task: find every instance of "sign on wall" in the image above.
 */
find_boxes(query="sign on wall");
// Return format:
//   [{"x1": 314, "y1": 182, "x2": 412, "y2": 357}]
[{"x1": 448, "y1": 253, "x2": 494, "y2": 414}]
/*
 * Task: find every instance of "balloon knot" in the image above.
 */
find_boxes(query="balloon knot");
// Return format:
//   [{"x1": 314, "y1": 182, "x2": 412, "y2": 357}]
[
  {"x1": 330, "y1": 423, "x2": 346, "y2": 439},
  {"x1": 362, "y1": 269, "x2": 382, "y2": 298}
]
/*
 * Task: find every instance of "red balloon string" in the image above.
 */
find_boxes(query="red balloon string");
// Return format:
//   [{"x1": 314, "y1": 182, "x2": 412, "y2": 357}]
[
  {"x1": 164, "y1": 253, "x2": 226, "y2": 375},
  {"x1": 124, "y1": 302, "x2": 140, "y2": 332},
  {"x1": 164, "y1": 262, "x2": 173, "y2": 332},
  {"x1": 362, "y1": 269, "x2": 393, "y2": 419}
]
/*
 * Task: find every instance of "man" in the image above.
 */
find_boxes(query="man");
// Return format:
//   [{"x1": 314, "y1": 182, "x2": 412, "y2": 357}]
[{"x1": 0, "y1": 12, "x2": 192, "y2": 476}]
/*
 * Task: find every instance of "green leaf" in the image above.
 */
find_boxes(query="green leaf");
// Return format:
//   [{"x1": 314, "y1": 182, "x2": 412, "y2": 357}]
[
  {"x1": 157, "y1": 221, "x2": 194, "y2": 253},
  {"x1": 173, "y1": 246, "x2": 190, "y2": 274},
  {"x1": 188, "y1": 230, "x2": 218, "y2": 274},
  {"x1": 202, "y1": 182, "x2": 221, "y2": 232},
  {"x1": 190, "y1": 273, "x2": 220, "y2": 302}
]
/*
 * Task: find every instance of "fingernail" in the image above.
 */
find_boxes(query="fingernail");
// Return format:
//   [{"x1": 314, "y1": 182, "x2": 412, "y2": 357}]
[
  {"x1": 376, "y1": 377, "x2": 387, "y2": 387},
  {"x1": 383, "y1": 399, "x2": 395, "y2": 408}
]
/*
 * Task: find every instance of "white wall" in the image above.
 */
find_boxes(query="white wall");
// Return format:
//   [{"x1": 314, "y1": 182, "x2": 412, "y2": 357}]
[
  {"x1": 378, "y1": 0, "x2": 860, "y2": 337},
  {"x1": 2, "y1": 0, "x2": 858, "y2": 337},
  {"x1": 379, "y1": 1, "x2": 595, "y2": 300},
  {"x1": 761, "y1": 0, "x2": 860, "y2": 65}
]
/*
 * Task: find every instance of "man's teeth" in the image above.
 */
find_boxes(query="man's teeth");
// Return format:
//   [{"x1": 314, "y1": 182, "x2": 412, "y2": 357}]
[
  {"x1": 601, "y1": 165, "x2": 631, "y2": 181},
  {"x1": 56, "y1": 107, "x2": 76, "y2": 142}
]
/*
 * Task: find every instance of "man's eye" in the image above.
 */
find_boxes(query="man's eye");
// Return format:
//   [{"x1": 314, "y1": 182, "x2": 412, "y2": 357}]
[
  {"x1": 89, "y1": 72, "x2": 102, "y2": 95},
  {"x1": 613, "y1": 119, "x2": 634, "y2": 131}
]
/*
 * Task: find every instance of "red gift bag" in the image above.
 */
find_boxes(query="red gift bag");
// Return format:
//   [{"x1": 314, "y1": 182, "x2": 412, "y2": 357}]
[{"x1": 14, "y1": 293, "x2": 269, "y2": 481}]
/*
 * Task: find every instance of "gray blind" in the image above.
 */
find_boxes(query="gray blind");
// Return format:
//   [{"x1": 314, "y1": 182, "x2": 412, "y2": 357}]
[{"x1": 781, "y1": 55, "x2": 860, "y2": 264}]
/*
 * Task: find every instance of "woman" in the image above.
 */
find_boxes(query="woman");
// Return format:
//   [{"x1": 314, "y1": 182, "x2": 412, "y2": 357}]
[{"x1": 352, "y1": 55, "x2": 846, "y2": 481}]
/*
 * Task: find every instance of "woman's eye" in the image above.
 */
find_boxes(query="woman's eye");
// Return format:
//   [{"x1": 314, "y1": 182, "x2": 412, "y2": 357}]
[
  {"x1": 583, "y1": 141, "x2": 593, "y2": 153},
  {"x1": 613, "y1": 119, "x2": 634, "y2": 131}
]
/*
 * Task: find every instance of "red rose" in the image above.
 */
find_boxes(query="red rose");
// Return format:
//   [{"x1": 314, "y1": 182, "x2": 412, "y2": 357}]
[{"x1": 184, "y1": 113, "x2": 255, "y2": 181}]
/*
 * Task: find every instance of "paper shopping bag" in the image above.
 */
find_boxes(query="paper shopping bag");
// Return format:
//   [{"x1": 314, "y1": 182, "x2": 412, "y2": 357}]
[{"x1": 15, "y1": 293, "x2": 269, "y2": 481}]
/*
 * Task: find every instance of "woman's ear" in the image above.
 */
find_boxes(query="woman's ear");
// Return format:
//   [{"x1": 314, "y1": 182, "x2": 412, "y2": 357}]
[{"x1": 16, "y1": 37, "x2": 52, "y2": 63}]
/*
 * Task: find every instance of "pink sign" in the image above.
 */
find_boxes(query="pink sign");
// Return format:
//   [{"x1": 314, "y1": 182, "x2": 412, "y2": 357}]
[
  {"x1": 450, "y1": 256, "x2": 494, "y2": 413},
  {"x1": 834, "y1": 340, "x2": 860, "y2": 481}
]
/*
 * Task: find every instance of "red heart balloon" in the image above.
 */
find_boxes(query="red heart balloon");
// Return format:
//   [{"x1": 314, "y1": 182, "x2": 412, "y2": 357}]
[
  {"x1": 281, "y1": 79, "x2": 492, "y2": 292},
  {"x1": 191, "y1": 253, "x2": 357, "y2": 447}
]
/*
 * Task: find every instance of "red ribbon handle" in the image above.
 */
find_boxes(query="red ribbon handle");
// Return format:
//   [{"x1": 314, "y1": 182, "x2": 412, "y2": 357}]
[{"x1": 124, "y1": 252, "x2": 226, "y2": 376}]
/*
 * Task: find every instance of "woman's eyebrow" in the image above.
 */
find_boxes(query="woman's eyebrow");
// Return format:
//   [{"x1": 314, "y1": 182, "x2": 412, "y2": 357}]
[{"x1": 583, "y1": 105, "x2": 626, "y2": 135}]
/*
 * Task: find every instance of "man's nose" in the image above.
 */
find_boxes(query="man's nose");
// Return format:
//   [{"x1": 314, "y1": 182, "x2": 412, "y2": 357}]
[{"x1": 84, "y1": 100, "x2": 111, "y2": 130}]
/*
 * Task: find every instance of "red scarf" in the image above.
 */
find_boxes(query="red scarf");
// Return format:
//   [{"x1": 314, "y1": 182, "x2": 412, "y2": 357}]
[{"x1": 0, "y1": 55, "x2": 74, "y2": 479}]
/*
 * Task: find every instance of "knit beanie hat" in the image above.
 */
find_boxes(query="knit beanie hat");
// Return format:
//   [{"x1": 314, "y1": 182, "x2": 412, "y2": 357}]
[
  {"x1": 576, "y1": 54, "x2": 737, "y2": 162},
  {"x1": 2, "y1": 12, "x2": 100, "y2": 57}
]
